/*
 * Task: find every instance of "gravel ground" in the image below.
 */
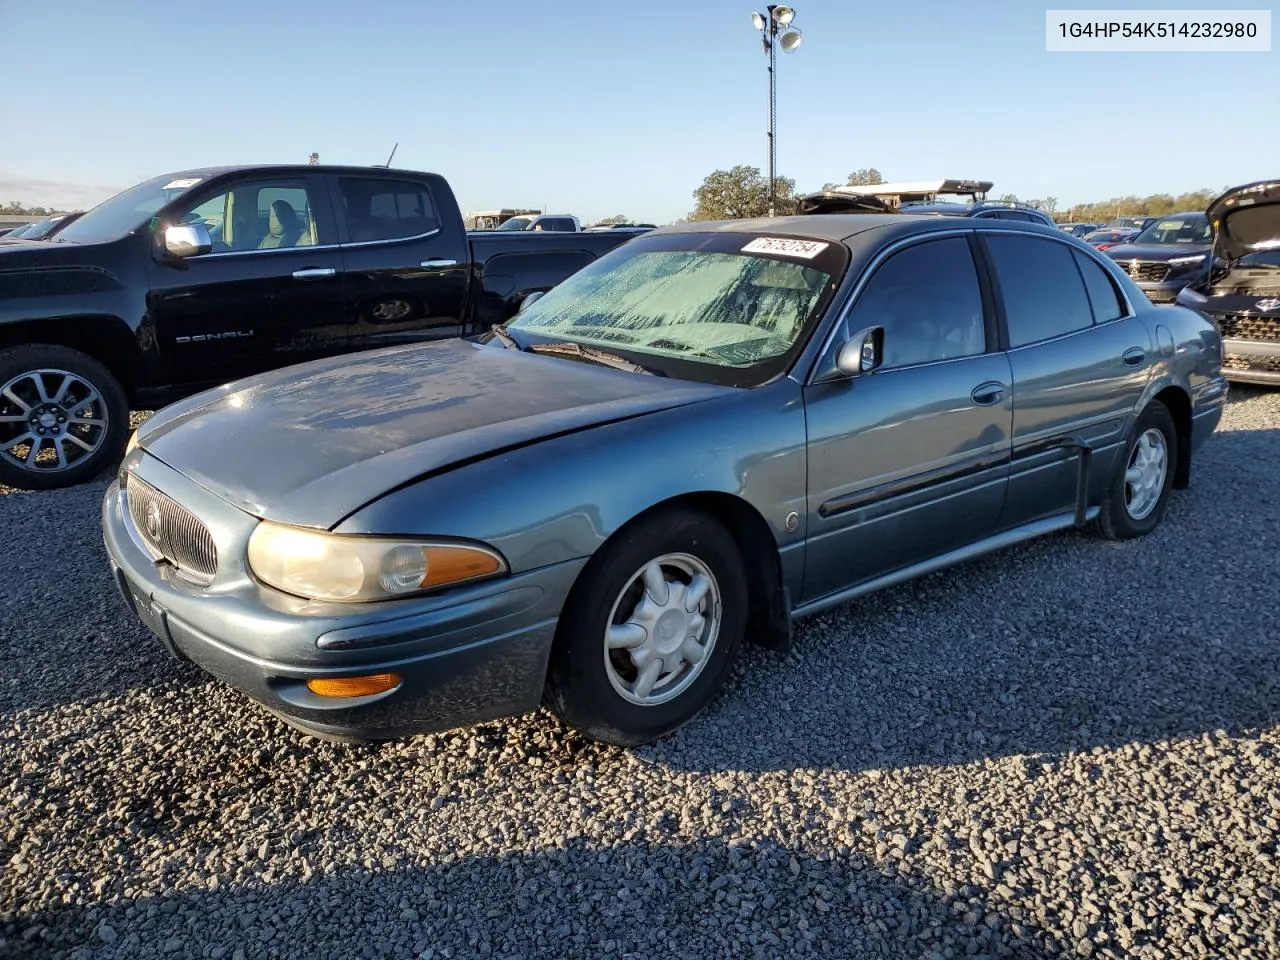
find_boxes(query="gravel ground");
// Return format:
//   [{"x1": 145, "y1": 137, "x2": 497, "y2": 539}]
[{"x1": 2, "y1": 391, "x2": 1278, "y2": 960}]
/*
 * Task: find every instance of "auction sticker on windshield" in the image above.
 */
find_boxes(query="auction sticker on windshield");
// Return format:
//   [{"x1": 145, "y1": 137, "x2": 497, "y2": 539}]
[
  {"x1": 741, "y1": 237, "x2": 829, "y2": 259},
  {"x1": 162, "y1": 178, "x2": 203, "y2": 190}
]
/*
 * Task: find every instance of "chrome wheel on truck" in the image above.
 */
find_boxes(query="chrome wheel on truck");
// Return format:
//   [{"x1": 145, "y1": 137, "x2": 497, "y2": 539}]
[{"x1": 0, "y1": 346, "x2": 128, "y2": 491}]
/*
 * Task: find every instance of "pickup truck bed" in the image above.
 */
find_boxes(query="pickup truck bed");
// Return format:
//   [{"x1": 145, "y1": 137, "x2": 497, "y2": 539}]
[{"x1": 0, "y1": 164, "x2": 640, "y2": 490}]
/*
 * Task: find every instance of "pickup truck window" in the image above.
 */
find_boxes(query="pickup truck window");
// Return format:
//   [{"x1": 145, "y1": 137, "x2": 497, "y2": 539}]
[
  {"x1": 339, "y1": 177, "x2": 438, "y2": 243},
  {"x1": 175, "y1": 179, "x2": 321, "y2": 252}
]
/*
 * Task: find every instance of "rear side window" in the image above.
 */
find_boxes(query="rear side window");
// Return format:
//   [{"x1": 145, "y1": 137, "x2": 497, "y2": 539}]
[
  {"x1": 1073, "y1": 250, "x2": 1126, "y2": 323},
  {"x1": 339, "y1": 177, "x2": 439, "y2": 243},
  {"x1": 985, "y1": 234, "x2": 1093, "y2": 347}
]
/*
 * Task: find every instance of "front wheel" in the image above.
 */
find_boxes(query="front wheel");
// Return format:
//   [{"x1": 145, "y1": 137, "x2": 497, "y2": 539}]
[
  {"x1": 0, "y1": 345, "x2": 129, "y2": 491},
  {"x1": 545, "y1": 509, "x2": 748, "y2": 746},
  {"x1": 1093, "y1": 400, "x2": 1178, "y2": 540}
]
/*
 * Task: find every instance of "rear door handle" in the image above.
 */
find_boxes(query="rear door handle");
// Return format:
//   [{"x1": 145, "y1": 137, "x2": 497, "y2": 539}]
[
  {"x1": 1122, "y1": 347, "x2": 1147, "y2": 367},
  {"x1": 420, "y1": 259, "x2": 459, "y2": 269},
  {"x1": 970, "y1": 381, "x2": 1005, "y2": 406},
  {"x1": 292, "y1": 268, "x2": 336, "y2": 280}
]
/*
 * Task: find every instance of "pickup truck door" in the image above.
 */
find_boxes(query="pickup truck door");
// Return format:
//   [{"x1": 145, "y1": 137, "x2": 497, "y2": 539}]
[
  {"x1": 145, "y1": 172, "x2": 348, "y2": 388},
  {"x1": 327, "y1": 173, "x2": 470, "y2": 350}
]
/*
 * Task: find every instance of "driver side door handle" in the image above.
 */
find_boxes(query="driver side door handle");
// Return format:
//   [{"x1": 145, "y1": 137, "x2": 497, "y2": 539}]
[
  {"x1": 1122, "y1": 347, "x2": 1147, "y2": 367},
  {"x1": 970, "y1": 381, "x2": 1005, "y2": 406}
]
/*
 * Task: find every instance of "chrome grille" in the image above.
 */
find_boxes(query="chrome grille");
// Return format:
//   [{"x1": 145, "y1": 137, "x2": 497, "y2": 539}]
[
  {"x1": 1224, "y1": 354, "x2": 1280, "y2": 373},
  {"x1": 125, "y1": 474, "x2": 217, "y2": 585},
  {"x1": 1216, "y1": 313, "x2": 1280, "y2": 343},
  {"x1": 1124, "y1": 260, "x2": 1170, "y2": 282}
]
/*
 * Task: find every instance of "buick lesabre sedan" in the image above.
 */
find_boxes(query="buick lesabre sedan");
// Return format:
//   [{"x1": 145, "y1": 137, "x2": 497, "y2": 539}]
[{"x1": 103, "y1": 215, "x2": 1229, "y2": 746}]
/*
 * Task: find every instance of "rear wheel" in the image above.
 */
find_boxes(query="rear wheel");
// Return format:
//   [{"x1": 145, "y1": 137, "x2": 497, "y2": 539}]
[
  {"x1": 546, "y1": 509, "x2": 748, "y2": 746},
  {"x1": 1093, "y1": 400, "x2": 1178, "y2": 540},
  {"x1": 0, "y1": 345, "x2": 129, "y2": 491}
]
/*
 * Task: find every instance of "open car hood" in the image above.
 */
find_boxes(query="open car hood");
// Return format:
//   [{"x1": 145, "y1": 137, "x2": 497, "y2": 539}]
[
  {"x1": 137, "y1": 340, "x2": 732, "y2": 529},
  {"x1": 1206, "y1": 179, "x2": 1280, "y2": 262}
]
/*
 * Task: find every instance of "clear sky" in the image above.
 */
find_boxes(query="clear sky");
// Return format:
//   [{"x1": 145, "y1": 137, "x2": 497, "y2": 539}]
[{"x1": 2, "y1": 0, "x2": 1276, "y2": 223}]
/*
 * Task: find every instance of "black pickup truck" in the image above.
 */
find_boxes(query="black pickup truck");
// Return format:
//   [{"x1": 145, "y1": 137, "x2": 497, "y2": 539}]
[{"x1": 0, "y1": 164, "x2": 642, "y2": 490}]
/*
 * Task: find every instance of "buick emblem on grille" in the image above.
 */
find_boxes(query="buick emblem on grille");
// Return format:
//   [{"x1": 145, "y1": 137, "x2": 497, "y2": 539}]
[
  {"x1": 1128, "y1": 260, "x2": 1140, "y2": 278},
  {"x1": 1257, "y1": 298, "x2": 1280, "y2": 313},
  {"x1": 143, "y1": 499, "x2": 164, "y2": 542}
]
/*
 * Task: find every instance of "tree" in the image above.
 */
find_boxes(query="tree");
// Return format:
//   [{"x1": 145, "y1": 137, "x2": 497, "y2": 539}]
[
  {"x1": 845, "y1": 168, "x2": 884, "y2": 186},
  {"x1": 688, "y1": 165, "x2": 796, "y2": 221},
  {"x1": 998, "y1": 193, "x2": 1019, "y2": 204},
  {"x1": 1, "y1": 201, "x2": 66, "y2": 217},
  {"x1": 593, "y1": 214, "x2": 630, "y2": 226}
]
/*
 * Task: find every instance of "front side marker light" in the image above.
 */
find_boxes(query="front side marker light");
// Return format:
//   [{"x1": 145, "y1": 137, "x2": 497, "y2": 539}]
[{"x1": 306, "y1": 673, "x2": 401, "y2": 698}]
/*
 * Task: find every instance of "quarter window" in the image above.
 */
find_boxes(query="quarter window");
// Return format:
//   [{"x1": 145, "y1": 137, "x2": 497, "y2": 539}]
[
  {"x1": 844, "y1": 237, "x2": 987, "y2": 369},
  {"x1": 339, "y1": 177, "x2": 438, "y2": 243},
  {"x1": 1073, "y1": 250, "x2": 1125, "y2": 323},
  {"x1": 985, "y1": 235, "x2": 1094, "y2": 347},
  {"x1": 175, "y1": 179, "x2": 320, "y2": 253}
]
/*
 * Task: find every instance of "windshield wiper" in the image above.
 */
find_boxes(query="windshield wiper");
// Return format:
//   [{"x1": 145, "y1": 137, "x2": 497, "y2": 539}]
[
  {"x1": 528, "y1": 341, "x2": 653, "y2": 375},
  {"x1": 489, "y1": 324, "x2": 525, "y2": 351}
]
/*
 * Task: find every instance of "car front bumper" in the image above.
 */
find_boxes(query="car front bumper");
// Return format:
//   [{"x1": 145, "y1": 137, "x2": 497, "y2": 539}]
[
  {"x1": 101, "y1": 458, "x2": 587, "y2": 741},
  {"x1": 1220, "y1": 338, "x2": 1280, "y2": 386}
]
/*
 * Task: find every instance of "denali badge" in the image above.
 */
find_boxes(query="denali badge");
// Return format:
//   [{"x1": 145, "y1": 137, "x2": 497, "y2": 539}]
[
  {"x1": 1256, "y1": 298, "x2": 1280, "y2": 313},
  {"x1": 174, "y1": 330, "x2": 255, "y2": 344}
]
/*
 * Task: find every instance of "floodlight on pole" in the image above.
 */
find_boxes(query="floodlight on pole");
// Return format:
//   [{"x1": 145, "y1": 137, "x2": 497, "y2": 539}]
[{"x1": 751, "y1": 4, "x2": 803, "y2": 217}]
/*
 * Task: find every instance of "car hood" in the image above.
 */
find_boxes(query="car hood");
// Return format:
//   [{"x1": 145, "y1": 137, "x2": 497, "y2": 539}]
[
  {"x1": 1205, "y1": 179, "x2": 1280, "y2": 262},
  {"x1": 1103, "y1": 242, "x2": 1212, "y2": 262},
  {"x1": 138, "y1": 339, "x2": 734, "y2": 528}
]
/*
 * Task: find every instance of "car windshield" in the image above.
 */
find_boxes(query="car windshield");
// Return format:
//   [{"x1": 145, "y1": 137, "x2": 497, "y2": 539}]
[
  {"x1": 1133, "y1": 216, "x2": 1211, "y2": 246},
  {"x1": 506, "y1": 232, "x2": 846, "y2": 387},
  {"x1": 1238, "y1": 250, "x2": 1280, "y2": 268},
  {"x1": 497, "y1": 217, "x2": 534, "y2": 231},
  {"x1": 21, "y1": 216, "x2": 68, "y2": 240},
  {"x1": 52, "y1": 173, "x2": 208, "y2": 245}
]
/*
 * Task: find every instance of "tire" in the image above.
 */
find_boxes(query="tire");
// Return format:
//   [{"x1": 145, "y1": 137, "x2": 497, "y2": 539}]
[
  {"x1": 545, "y1": 509, "x2": 749, "y2": 746},
  {"x1": 1093, "y1": 400, "x2": 1178, "y2": 541},
  {"x1": 0, "y1": 344, "x2": 129, "y2": 491}
]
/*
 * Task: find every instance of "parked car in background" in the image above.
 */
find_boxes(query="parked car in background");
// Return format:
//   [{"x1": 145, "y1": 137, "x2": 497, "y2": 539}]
[
  {"x1": 1108, "y1": 216, "x2": 1157, "y2": 232},
  {"x1": 496, "y1": 214, "x2": 581, "y2": 232},
  {"x1": 0, "y1": 164, "x2": 641, "y2": 491},
  {"x1": 1102, "y1": 212, "x2": 1214, "y2": 303},
  {"x1": 897, "y1": 199, "x2": 1057, "y2": 227},
  {"x1": 1176, "y1": 179, "x2": 1280, "y2": 385},
  {"x1": 5, "y1": 211, "x2": 85, "y2": 242},
  {"x1": 0, "y1": 221, "x2": 37, "y2": 240},
  {"x1": 1084, "y1": 227, "x2": 1141, "y2": 251},
  {"x1": 584, "y1": 222, "x2": 658, "y2": 232},
  {"x1": 103, "y1": 213, "x2": 1227, "y2": 748},
  {"x1": 1058, "y1": 222, "x2": 1100, "y2": 238}
]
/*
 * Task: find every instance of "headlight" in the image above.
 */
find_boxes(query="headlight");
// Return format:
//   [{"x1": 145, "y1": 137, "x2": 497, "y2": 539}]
[
  {"x1": 246, "y1": 521, "x2": 506, "y2": 602},
  {"x1": 1167, "y1": 254, "x2": 1206, "y2": 265}
]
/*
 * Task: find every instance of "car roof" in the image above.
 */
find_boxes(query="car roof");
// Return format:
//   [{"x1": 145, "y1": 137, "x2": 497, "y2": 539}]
[
  {"x1": 653, "y1": 213, "x2": 1071, "y2": 248},
  {"x1": 149, "y1": 164, "x2": 444, "y2": 180}
]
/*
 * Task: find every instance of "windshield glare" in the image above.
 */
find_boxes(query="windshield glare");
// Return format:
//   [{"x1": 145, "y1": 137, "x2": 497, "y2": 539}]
[
  {"x1": 507, "y1": 235, "x2": 844, "y2": 384},
  {"x1": 52, "y1": 173, "x2": 205, "y2": 244},
  {"x1": 1134, "y1": 216, "x2": 1211, "y2": 246}
]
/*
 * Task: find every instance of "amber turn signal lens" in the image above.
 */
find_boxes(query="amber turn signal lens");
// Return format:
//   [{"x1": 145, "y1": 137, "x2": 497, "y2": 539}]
[
  {"x1": 423, "y1": 546, "x2": 504, "y2": 587},
  {"x1": 306, "y1": 673, "x2": 401, "y2": 698}
]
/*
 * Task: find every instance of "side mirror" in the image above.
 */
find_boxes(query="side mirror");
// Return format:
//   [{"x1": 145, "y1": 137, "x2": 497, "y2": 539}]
[
  {"x1": 518, "y1": 291, "x2": 546, "y2": 313},
  {"x1": 835, "y1": 325, "x2": 885, "y2": 378},
  {"x1": 163, "y1": 222, "x2": 212, "y2": 259}
]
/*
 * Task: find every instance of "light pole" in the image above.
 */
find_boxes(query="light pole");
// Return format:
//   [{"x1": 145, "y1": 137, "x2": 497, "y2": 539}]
[{"x1": 751, "y1": 5, "x2": 803, "y2": 217}]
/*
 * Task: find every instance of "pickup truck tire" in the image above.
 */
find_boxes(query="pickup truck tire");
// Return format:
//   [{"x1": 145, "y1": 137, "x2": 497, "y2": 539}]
[
  {"x1": 0, "y1": 345, "x2": 129, "y2": 491},
  {"x1": 545, "y1": 509, "x2": 748, "y2": 746}
]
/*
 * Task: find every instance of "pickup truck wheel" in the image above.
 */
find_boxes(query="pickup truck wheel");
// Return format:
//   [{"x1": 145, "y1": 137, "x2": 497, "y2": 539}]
[
  {"x1": 545, "y1": 509, "x2": 748, "y2": 746},
  {"x1": 0, "y1": 345, "x2": 129, "y2": 491}
]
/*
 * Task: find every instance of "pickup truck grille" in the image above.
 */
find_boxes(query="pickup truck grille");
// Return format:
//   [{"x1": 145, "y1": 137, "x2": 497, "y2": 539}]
[
  {"x1": 1216, "y1": 313, "x2": 1280, "y2": 343},
  {"x1": 1123, "y1": 261, "x2": 1170, "y2": 282},
  {"x1": 125, "y1": 475, "x2": 218, "y2": 585}
]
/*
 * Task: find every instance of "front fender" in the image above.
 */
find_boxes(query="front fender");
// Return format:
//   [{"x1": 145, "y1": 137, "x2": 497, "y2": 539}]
[{"x1": 334, "y1": 378, "x2": 809, "y2": 577}]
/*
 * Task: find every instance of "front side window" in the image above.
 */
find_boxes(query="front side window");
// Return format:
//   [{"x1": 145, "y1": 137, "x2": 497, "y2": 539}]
[
  {"x1": 506, "y1": 232, "x2": 847, "y2": 386},
  {"x1": 842, "y1": 236, "x2": 987, "y2": 369},
  {"x1": 173, "y1": 179, "x2": 319, "y2": 252},
  {"x1": 986, "y1": 234, "x2": 1093, "y2": 347},
  {"x1": 339, "y1": 177, "x2": 438, "y2": 243}
]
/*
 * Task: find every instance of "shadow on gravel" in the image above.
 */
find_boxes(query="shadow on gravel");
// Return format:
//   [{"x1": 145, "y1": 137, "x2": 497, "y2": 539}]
[{"x1": 5, "y1": 835, "x2": 1068, "y2": 960}]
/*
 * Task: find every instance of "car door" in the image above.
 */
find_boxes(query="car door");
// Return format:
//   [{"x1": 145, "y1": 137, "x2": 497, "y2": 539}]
[
  {"x1": 145, "y1": 172, "x2": 347, "y2": 387},
  {"x1": 979, "y1": 231, "x2": 1155, "y2": 528},
  {"x1": 330, "y1": 173, "x2": 470, "y2": 349},
  {"x1": 801, "y1": 233, "x2": 1014, "y2": 603}
]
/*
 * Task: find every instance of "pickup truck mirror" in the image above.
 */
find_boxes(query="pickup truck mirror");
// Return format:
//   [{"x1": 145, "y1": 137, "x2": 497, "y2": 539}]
[
  {"x1": 835, "y1": 325, "x2": 885, "y2": 378},
  {"x1": 518, "y1": 291, "x2": 546, "y2": 313},
  {"x1": 163, "y1": 222, "x2": 213, "y2": 259}
]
